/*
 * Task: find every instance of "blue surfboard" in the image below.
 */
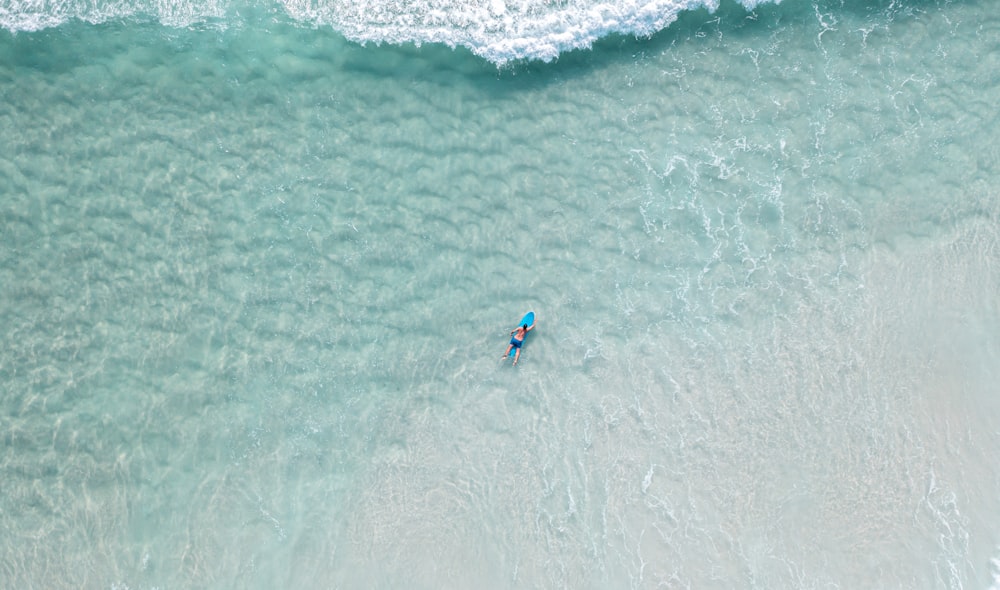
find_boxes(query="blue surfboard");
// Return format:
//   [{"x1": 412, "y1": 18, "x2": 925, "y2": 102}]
[{"x1": 509, "y1": 311, "x2": 535, "y2": 357}]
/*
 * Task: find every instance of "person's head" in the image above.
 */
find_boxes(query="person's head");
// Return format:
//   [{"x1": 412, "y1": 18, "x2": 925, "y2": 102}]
[{"x1": 522, "y1": 324, "x2": 528, "y2": 330}]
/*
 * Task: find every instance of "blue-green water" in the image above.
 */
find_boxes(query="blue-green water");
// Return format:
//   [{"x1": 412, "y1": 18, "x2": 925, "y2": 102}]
[{"x1": 2, "y1": 0, "x2": 999, "y2": 588}]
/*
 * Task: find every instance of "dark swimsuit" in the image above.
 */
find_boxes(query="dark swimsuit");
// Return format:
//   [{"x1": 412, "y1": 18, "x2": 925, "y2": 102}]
[{"x1": 510, "y1": 336, "x2": 523, "y2": 349}]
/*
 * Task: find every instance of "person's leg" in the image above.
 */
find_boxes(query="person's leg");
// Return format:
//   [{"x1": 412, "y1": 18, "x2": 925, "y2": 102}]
[
  {"x1": 502, "y1": 344, "x2": 513, "y2": 359},
  {"x1": 513, "y1": 348, "x2": 521, "y2": 366}
]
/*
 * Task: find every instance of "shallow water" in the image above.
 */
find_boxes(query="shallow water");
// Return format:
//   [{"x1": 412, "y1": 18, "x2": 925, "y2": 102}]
[{"x1": 2, "y1": 0, "x2": 999, "y2": 588}]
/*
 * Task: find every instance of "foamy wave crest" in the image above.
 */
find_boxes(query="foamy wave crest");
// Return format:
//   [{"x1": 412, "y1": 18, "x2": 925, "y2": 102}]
[
  {"x1": 991, "y1": 548, "x2": 1000, "y2": 590},
  {"x1": 283, "y1": 0, "x2": 778, "y2": 64},
  {"x1": 0, "y1": 0, "x2": 228, "y2": 32},
  {"x1": 1, "y1": 0, "x2": 780, "y2": 64}
]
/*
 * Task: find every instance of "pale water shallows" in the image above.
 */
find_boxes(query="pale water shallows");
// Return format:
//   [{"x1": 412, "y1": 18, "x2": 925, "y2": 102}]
[{"x1": 2, "y1": 0, "x2": 999, "y2": 588}]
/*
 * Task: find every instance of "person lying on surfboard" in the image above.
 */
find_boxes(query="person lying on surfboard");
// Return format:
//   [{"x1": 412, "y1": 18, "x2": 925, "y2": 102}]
[{"x1": 502, "y1": 320, "x2": 535, "y2": 366}]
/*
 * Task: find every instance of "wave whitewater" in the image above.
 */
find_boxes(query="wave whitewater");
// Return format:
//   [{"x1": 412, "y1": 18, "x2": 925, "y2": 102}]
[{"x1": 0, "y1": 0, "x2": 780, "y2": 64}]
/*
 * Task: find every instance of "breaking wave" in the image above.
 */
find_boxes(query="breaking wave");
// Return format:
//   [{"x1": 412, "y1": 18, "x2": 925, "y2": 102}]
[{"x1": 0, "y1": 0, "x2": 782, "y2": 64}]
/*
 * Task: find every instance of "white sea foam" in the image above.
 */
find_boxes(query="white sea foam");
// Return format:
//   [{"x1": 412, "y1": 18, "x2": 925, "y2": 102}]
[
  {"x1": 0, "y1": 0, "x2": 228, "y2": 31},
  {"x1": 283, "y1": 0, "x2": 731, "y2": 64},
  {"x1": 0, "y1": 0, "x2": 779, "y2": 64},
  {"x1": 991, "y1": 549, "x2": 1000, "y2": 590}
]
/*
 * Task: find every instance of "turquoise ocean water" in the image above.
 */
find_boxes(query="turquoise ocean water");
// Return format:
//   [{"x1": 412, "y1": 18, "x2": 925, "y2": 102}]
[{"x1": 2, "y1": 0, "x2": 999, "y2": 587}]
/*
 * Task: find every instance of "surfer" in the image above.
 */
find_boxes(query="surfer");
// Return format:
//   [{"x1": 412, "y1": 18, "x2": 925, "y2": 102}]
[{"x1": 503, "y1": 321, "x2": 535, "y2": 366}]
